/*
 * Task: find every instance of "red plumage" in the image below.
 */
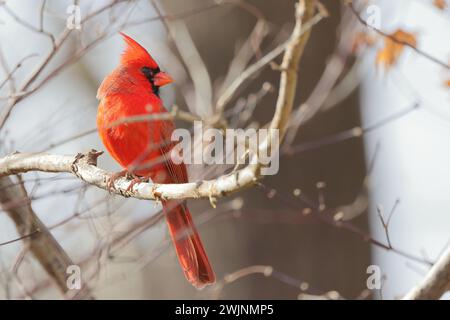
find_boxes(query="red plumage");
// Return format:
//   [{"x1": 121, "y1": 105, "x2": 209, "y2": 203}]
[{"x1": 96, "y1": 32, "x2": 215, "y2": 288}]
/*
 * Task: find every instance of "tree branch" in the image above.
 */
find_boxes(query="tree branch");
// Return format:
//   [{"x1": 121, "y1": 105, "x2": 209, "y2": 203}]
[
  {"x1": 347, "y1": 1, "x2": 450, "y2": 70},
  {"x1": 403, "y1": 245, "x2": 450, "y2": 300},
  {"x1": 0, "y1": 176, "x2": 94, "y2": 299}
]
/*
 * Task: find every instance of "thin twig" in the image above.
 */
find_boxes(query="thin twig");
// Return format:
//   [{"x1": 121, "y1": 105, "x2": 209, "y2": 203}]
[{"x1": 347, "y1": 1, "x2": 450, "y2": 69}]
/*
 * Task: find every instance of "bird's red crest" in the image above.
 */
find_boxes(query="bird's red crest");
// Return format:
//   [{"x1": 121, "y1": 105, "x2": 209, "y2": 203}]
[{"x1": 119, "y1": 32, "x2": 158, "y2": 68}]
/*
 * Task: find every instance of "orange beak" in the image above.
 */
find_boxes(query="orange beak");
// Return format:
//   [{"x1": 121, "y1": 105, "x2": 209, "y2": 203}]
[{"x1": 153, "y1": 71, "x2": 173, "y2": 87}]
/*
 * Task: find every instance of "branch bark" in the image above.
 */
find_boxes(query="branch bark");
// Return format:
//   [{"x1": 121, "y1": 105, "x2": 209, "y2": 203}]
[{"x1": 403, "y1": 245, "x2": 450, "y2": 300}]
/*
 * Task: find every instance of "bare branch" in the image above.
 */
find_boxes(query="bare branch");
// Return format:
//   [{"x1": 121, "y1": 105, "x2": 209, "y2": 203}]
[
  {"x1": 0, "y1": 150, "x2": 266, "y2": 201},
  {"x1": 0, "y1": 0, "x2": 132, "y2": 129},
  {"x1": 214, "y1": 2, "x2": 324, "y2": 122},
  {"x1": 0, "y1": 176, "x2": 94, "y2": 299},
  {"x1": 404, "y1": 245, "x2": 450, "y2": 300},
  {"x1": 347, "y1": 1, "x2": 450, "y2": 69},
  {"x1": 376, "y1": 199, "x2": 400, "y2": 249}
]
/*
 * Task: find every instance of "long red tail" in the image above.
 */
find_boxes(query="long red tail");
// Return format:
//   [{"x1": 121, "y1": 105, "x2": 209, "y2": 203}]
[{"x1": 163, "y1": 200, "x2": 215, "y2": 289}]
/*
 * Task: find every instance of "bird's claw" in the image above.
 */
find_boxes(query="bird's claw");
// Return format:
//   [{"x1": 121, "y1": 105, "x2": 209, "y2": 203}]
[
  {"x1": 107, "y1": 170, "x2": 134, "y2": 193},
  {"x1": 126, "y1": 176, "x2": 149, "y2": 193}
]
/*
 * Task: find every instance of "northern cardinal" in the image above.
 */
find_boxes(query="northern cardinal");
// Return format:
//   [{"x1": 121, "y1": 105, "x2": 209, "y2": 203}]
[{"x1": 96, "y1": 33, "x2": 215, "y2": 288}]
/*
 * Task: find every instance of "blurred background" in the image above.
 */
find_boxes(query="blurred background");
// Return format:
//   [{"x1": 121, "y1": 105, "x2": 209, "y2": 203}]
[{"x1": 0, "y1": 0, "x2": 448, "y2": 299}]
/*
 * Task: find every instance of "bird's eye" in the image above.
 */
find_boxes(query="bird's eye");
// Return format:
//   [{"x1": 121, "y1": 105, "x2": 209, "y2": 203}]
[
  {"x1": 141, "y1": 66, "x2": 153, "y2": 78},
  {"x1": 141, "y1": 66, "x2": 162, "y2": 96},
  {"x1": 141, "y1": 66, "x2": 161, "y2": 80}
]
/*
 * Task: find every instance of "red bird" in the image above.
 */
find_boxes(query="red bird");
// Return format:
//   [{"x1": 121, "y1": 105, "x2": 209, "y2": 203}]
[{"x1": 96, "y1": 33, "x2": 215, "y2": 288}]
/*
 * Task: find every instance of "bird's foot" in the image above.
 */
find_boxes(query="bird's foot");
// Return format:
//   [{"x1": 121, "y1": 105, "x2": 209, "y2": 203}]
[
  {"x1": 126, "y1": 176, "x2": 150, "y2": 193},
  {"x1": 107, "y1": 170, "x2": 135, "y2": 192}
]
